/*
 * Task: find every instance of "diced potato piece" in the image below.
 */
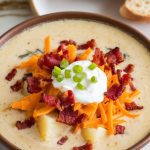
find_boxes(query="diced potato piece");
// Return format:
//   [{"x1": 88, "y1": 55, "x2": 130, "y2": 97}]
[
  {"x1": 37, "y1": 115, "x2": 70, "y2": 141},
  {"x1": 81, "y1": 127, "x2": 106, "y2": 143}
]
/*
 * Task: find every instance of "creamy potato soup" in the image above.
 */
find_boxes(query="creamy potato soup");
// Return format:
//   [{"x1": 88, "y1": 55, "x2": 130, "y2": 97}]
[{"x1": 0, "y1": 20, "x2": 150, "y2": 150}]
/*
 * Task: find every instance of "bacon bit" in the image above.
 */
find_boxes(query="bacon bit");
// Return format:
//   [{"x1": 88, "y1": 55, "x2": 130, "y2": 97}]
[
  {"x1": 76, "y1": 113, "x2": 87, "y2": 124},
  {"x1": 78, "y1": 39, "x2": 96, "y2": 50},
  {"x1": 16, "y1": 117, "x2": 35, "y2": 130},
  {"x1": 124, "y1": 64, "x2": 134, "y2": 73},
  {"x1": 57, "y1": 44, "x2": 66, "y2": 52},
  {"x1": 92, "y1": 48, "x2": 105, "y2": 66},
  {"x1": 129, "y1": 82, "x2": 136, "y2": 91},
  {"x1": 58, "y1": 90, "x2": 75, "y2": 108},
  {"x1": 60, "y1": 40, "x2": 77, "y2": 46},
  {"x1": 73, "y1": 143, "x2": 93, "y2": 150},
  {"x1": 10, "y1": 80, "x2": 22, "y2": 92},
  {"x1": 105, "y1": 47, "x2": 124, "y2": 65},
  {"x1": 110, "y1": 64, "x2": 116, "y2": 74},
  {"x1": 57, "y1": 136, "x2": 68, "y2": 145},
  {"x1": 105, "y1": 84, "x2": 125, "y2": 100},
  {"x1": 38, "y1": 53, "x2": 63, "y2": 71},
  {"x1": 115, "y1": 125, "x2": 125, "y2": 135},
  {"x1": 125, "y1": 102, "x2": 143, "y2": 111},
  {"x1": 57, "y1": 106, "x2": 78, "y2": 125},
  {"x1": 5, "y1": 68, "x2": 17, "y2": 81},
  {"x1": 65, "y1": 90, "x2": 75, "y2": 106},
  {"x1": 26, "y1": 77, "x2": 41, "y2": 94},
  {"x1": 22, "y1": 73, "x2": 32, "y2": 81},
  {"x1": 63, "y1": 50, "x2": 69, "y2": 60},
  {"x1": 42, "y1": 93, "x2": 56, "y2": 106},
  {"x1": 122, "y1": 74, "x2": 131, "y2": 85},
  {"x1": 117, "y1": 69, "x2": 122, "y2": 84}
]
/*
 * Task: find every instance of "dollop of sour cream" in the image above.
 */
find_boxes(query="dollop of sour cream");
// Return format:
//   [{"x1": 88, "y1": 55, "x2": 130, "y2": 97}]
[{"x1": 52, "y1": 60, "x2": 107, "y2": 104}]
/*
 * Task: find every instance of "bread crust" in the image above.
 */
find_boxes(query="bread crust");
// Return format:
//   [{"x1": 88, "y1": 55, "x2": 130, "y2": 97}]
[{"x1": 120, "y1": 5, "x2": 150, "y2": 23}]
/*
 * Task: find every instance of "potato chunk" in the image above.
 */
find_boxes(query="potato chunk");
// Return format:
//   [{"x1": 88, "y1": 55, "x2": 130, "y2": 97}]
[
  {"x1": 81, "y1": 127, "x2": 106, "y2": 143},
  {"x1": 37, "y1": 115, "x2": 70, "y2": 141}
]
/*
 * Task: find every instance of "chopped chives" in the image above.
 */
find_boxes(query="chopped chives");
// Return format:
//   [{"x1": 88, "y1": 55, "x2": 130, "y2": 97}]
[
  {"x1": 73, "y1": 75, "x2": 82, "y2": 82},
  {"x1": 56, "y1": 74, "x2": 64, "y2": 82},
  {"x1": 91, "y1": 76, "x2": 97, "y2": 83},
  {"x1": 73, "y1": 65, "x2": 83, "y2": 73},
  {"x1": 88, "y1": 63, "x2": 97, "y2": 70},
  {"x1": 60, "y1": 59, "x2": 69, "y2": 69},
  {"x1": 76, "y1": 83, "x2": 86, "y2": 90},
  {"x1": 65, "y1": 69, "x2": 71, "y2": 78},
  {"x1": 52, "y1": 66, "x2": 61, "y2": 77},
  {"x1": 73, "y1": 72, "x2": 86, "y2": 82}
]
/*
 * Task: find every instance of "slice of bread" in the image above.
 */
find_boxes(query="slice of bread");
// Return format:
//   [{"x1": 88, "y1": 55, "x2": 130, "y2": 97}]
[{"x1": 120, "y1": 0, "x2": 150, "y2": 22}]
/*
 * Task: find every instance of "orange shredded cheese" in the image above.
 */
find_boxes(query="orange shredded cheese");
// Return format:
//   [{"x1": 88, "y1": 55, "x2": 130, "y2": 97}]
[
  {"x1": 11, "y1": 92, "x2": 41, "y2": 111},
  {"x1": 129, "y1": 90, "x2": 140, "y2": 99},
  {"x1": 33, "y1": 103, "x2": 55, "y2": 118},
  {"x1": 98, "y1": 103, "x2": 107, "y2": 124},
  {"x1": 44, "y1": 36, "x2": 51, "y2": 54},
  {"x1": 67, "y1": 44, "x2": 76, "y2": 63},
  {"x1": 17, "y1": 55, "x2": 39, "y2": 70},
  {"x1": 116, "y1": 99, "x2": 139, "y2": 118},
  {"x1": 107, "y1": 100, "x2": 114, "y2": 135},
  {"x1": 78, "y1": 48, "x2": 92, "y2": 60}
]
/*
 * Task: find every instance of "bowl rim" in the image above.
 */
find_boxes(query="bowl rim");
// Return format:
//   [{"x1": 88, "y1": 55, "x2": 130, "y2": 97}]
[{"x1": 0, "y1": 12, "x2": 149, "y2": 150}]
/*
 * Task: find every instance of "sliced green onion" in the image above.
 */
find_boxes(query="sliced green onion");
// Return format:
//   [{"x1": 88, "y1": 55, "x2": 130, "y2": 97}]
[
  {"x1": 91, "y1": 76, "x2": 97, "y2": 83},
  {"x1": 88, "y1": 63, "x2": 97, "y2": 70},
  {"x1": 73, "y1": 72, "x2": 86, "y2": 82},
  {"x1": 60, "y1": 59, "x2": 69, "y2": 69},
  {"x1": 73, "y1": 65, "x2": 83, "y2": 73},
  {"x1": 56, "y1": 74, "x2": 64, "y2": 82},
  {"x1": 73, "y1": 75, "x2": 82, "y2": 82},
  {"x1": 52, "y1": 66, "x2": 61, "y2": 77},
  {"x1": 65, "y1": 69, "x2": 71, "y2": 78},
  {"x1": 76, "y1": 83, "x2": 86, "y2": 90}
]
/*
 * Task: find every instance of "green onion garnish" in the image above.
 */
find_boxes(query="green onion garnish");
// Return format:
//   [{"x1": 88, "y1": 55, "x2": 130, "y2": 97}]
[
  {"x1": 56, "y1": 74, "x2": 64, "y2": 82},
  {"x1": 65, "y1": 69, "x2": 71, "y2": 78},
  {"x1": 73, "y1": 72, "x2": 86, "y2": 82},
  {"x1": 73, "y1": 75, "x2": 82, "y2": 82},
  {"x1": 73, "y1": 65, "x2": 83, "y2": 74},
  {"x1": 76, "y1": 83, "x2": 86, "y2": 90},
  {"x1": 88, "y1": 63, "x2": 97, "y2": 70},
  {"x1": 52, "y1": 66, "x2": 61, "y2": 77},
  {"x1": 91, "y1": 76, "x2": 97, "y2": 83},
  {"x1": 60, "y1": 59, "x2": 69, "y2": 69}
]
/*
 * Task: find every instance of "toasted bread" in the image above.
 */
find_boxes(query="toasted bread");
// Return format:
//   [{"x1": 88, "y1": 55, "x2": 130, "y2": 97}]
[{"x1": 120, "y1": 0, "x2": 150, "y2": 22}]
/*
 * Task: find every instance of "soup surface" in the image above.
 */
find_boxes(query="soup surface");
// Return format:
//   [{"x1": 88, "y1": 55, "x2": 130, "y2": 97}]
[{"x1": 0, "y1": 20, "x2": 150, "y2": 150}]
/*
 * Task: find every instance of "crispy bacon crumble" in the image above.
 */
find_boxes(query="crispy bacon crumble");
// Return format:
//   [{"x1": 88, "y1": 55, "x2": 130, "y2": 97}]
[
  {"x1": 10, "y1": 80, "x2": 22, "y2": 92},
  {"x1": 73, "y1": 143, "x2": 93, "y2": 150},
  {"x1": 5, "y1": 68, "x2": 17, "y2": 81},
  {"x1": 124, "y1": 64, "x2": 134, "y2": 73},
  {"x1": 115, "y1": 125, "x2": 125, "y2": 135},
  {"x1": 26, "y1": 77, "x2": 42, "y2": 93},
  {"x1": 92, "y1": 48, "x2": 105, "y2": 66},
  {"x1": 16, "y1": 117, "x2": 35, "y2": 130},
  {"x1": 38, "y1": 53, "x2": 63, "y2": 72},
  {"x1": 57, "y1": 106, "x2": 79, "y2": 125},
  {"x1": 57, "y1": 136, "x2": 68, "y2": 145},
  {"x1": 78, "y1": 39, "x2": 96, "y2": 50},
  {"x1": 125, "y1": 102, "x2": 143, "y2": 111}
]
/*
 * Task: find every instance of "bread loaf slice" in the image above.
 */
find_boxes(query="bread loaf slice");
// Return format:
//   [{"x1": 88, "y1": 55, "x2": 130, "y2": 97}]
[{"x1": 120, "y1": 0, "x2": 150, "y2": 22}]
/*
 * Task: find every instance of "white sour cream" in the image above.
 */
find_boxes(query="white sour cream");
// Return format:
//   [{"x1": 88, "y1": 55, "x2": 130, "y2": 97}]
[{"x1": 52, "y1": 60, "x2": 107, "y2": 103}]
